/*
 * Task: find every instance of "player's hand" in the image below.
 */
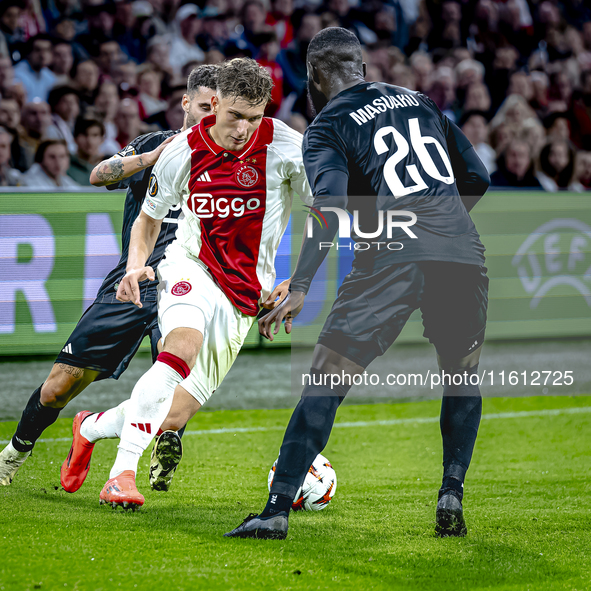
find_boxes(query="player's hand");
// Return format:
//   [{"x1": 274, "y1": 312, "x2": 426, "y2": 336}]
[
  {"x1": 116, "y1": 266, "x2": 156, "y2": 308},
  {"x1": 145, "y1": 136, "x2": 174, "y2": 166},
  {"x1": 258, "y1": 290, "x2": 305, "y2": 341},
  {"x1": 261, "y1": 278, "x2": 291, "y2": 309}
]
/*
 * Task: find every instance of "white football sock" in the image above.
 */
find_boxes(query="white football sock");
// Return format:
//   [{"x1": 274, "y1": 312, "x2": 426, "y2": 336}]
[
  {"x1": 110, "y1": 359, "x2": 187, "y2": 479},
  {"x1": 80, "y1": 400, "x2": 131, "y2": 443}
]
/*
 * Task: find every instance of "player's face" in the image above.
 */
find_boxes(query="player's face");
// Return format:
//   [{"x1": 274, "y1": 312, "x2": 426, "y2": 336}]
[
  {"x1": 209, "y1": 95, "x2": 266, "y2": 152},
  {"x1": 183, "y1": 87, "x2": 216, "y2": 129}
]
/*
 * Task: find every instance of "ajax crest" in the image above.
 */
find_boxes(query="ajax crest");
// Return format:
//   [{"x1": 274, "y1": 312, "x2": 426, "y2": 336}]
[
  {"x1": 512, "y1": 219, "x2": 591, "y2": 309},
  {"x1": 236, "y1": 165, "x2": 259, "y2": 187},
  {"x1": 171, "y1": 281, "x2": 192, "y2": 296}
]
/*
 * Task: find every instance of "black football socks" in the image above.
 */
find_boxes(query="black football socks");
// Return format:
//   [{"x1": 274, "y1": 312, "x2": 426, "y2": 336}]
[
  {"x1": 260, "y1": 493, "x2": 293, "y2": 517},
  {"x1": 12, "y1": 386, "x2": 61, "y2": 452},
  {"x1": 439, "y1": 364, "x2": 482, "y2": 498}
]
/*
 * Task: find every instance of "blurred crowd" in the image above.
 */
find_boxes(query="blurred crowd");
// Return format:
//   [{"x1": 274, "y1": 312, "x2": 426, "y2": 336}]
[{"x1": 1, "y1": 0, "x2": 591, "y2": 191}]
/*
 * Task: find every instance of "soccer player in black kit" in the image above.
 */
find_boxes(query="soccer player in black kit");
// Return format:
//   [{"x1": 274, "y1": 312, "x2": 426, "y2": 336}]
[
  {"x1": 0, "y1": 66, "x2": 219, "y2": 489},
  {"x1": 227, "y1": 28, "x2": 490, "y2": 539}
]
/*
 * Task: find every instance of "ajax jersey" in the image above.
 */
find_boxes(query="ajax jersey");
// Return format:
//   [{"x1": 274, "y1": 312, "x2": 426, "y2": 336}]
[{"x1": 143, "y1": 115, "x2": 312, "y2": 316}]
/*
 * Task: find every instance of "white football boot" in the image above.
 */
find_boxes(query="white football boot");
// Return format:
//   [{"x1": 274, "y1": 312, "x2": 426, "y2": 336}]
[{"x1": 0, "y1": 442, "x2": 31, "y2": 485}]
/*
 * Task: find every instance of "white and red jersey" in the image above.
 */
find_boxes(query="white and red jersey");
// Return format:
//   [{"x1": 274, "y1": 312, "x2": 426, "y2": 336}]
[{"x1": 142, "y1": 114, "x2": 312, "y2": 316}]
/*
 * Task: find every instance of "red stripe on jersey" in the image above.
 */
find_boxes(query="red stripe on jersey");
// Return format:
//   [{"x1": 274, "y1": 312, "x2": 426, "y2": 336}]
[{"x1": 187, "y1": 117, "x2": 275, "y2": 316}]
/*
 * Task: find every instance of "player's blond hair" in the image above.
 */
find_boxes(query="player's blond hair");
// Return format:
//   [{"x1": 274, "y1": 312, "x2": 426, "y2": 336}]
[{"x1": 216, "y1": 58, "x2": 273, "y2": 107}]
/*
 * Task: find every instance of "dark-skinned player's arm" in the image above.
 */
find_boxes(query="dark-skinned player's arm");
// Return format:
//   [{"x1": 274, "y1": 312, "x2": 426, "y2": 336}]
[
  {"x1": 259, "y1": 122, "x2": 349, "y2": 341},
  {"x1": 116, "y1": 211, "x2": 162, "y2": 308},
  {"x1": 444, "y1": 118, "x2": 490, "y2": 212},
  {"x1": 90, "y1": 136, "x2": 174, "y2": 187}
]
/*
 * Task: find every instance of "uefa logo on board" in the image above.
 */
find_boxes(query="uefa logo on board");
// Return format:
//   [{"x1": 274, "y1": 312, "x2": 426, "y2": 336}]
[{"x1": 512, "y1": 219, "x2": 591, "y2": 309}]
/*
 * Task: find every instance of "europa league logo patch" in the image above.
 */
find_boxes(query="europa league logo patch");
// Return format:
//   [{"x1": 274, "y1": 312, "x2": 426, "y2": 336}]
[
  {"x1": 171, "y1": 281, "x2": 192, "y2": 296},
  {"x1": 148, "y1": 173, "x2": 158, "y2": 196},
  {"x1": 236, "y1": 165, "x2": 259, "y2": 188}
]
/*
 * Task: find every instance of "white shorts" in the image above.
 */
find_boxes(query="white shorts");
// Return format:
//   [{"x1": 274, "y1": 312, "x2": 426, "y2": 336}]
[{"x1": 157, "y1": 243, "x2": 255, "y2": 406}]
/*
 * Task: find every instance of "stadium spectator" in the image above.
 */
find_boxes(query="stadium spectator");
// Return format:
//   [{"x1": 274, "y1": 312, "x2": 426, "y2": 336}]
[
  {"x1": 455, "y1": 59, "x2": 485, "y2": 95},
  {"x1": 490, "y1": 94, "x2": 538, "y2": 130},
  {"x1": 96, "y1": 39, "x2": 125, "y2": 78},
  {"x1": 75, "y1": 4, "x2": 116, "y2": 58},
  {"x1": 507, "y1": 72, "x2": 534, "y2": 104},
  {"x1": 24, "y1": 138, "x2": 79, "y2": 187},
  {"x1": 72, "y1": 60, "x2": 100, "y2": 107},
  {"x1": 490, "y1": 138, "x2": 543, "y2": 189},
  {"x1": 255, "y1": 31, "x2": 283, "y2": 117},
  {"x1": 537, "y1": 138, "x2": 582, "y2": 191},
  {"x1": 19, "y1": 100, "x2": 52, "y2": 169},
  {"x1": 0, "y1": 97, "x2": 27, "y2": 171},
  {"x1": 145, "y1": 86, "x2": 185, "y2": 130},
  {"x1": 146, "y1": 36, "x2": 173, "y2": 76},
  {"x1": 409, "y1": 51, "x2": 433, "y2": 94},
  {"x1": 575, "y1": 151, "x2": 591, "y2": 190},
  {"x1": 277, "y1": 12, "x2": 322, "y2": 97},
  {"x1": 571, "y1": 70, "x2": 591, "y2": 150},
  {"x1": 427, "y1": 66, "x2": 457, "y2": 121},
  {"x1": 168, "y1": 4, "x2": 205, "y2": 74},
  {"x1": 114, "y1": 98, "x2": 142, "y2": 149},
  {"x1": 45, "y1": 85, "x2": 80, "y2": 154},
  {"x1": 50, "y1": 40, "x2": 74, "y2": 85},
  {"x1": 521, "y1": 117, "x2": 547, "y2": 161},
  {"x1": 0, "y1": 56, "x2": 15, "y2": 96},
  {"x1": 390, "y1": 64, "x2": 416, "y2": 90},
  {"x1": 13, "y1": 34, "x2": 56, "y2": 102},
  {"x1": 0, "y1": 125, "x2": 24, "y2": 186},
  {"x1": 265, "y1": 0, "x2": 293, "y2": 49},
  {"x1": 67, "y1": 118, "x2": 106, "y2": 185},
  {"x1": 137, "y1": 65, "x2": 167, "y2": 117},
  {"x1": 460, "y1": 110, "x2": 495, "y2": 173},
  {"x1": 0, "y1": 1, "x2": 26, "y2": 61},
  {"x1": 233, "y1": 0, "x2": 271, "y2": 56},
  {"x1": 463, "y1": 82, "x2": 492, "y2": 114},
  {"x1": 93, "y1": 81, "x2": 121, "y2": 155},
  {"x1": 544, "y1": 112, "x2": 571, "y2": 141}
]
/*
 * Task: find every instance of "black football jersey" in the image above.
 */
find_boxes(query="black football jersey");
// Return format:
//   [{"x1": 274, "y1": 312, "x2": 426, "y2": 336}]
[
  {"x1": 96, "y1": 130, "x2": 181, "y2": 303},
  {"x1": 302, "y1": 82, "x2": 486, "y2": 267}
]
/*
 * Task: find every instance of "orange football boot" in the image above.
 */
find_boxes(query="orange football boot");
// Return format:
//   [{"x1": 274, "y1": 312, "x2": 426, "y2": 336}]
[
  {"x1": 99, "y1": 470, "x2": 145, "y2": 510},
  {"x1": 61, "y1": 410, "x2": 95, "y2": 493}
]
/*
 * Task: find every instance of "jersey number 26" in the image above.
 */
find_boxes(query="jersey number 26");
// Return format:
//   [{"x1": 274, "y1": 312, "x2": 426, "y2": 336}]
[{"x1": 374, "y1": 117, "x2": 454, "y2": 197}]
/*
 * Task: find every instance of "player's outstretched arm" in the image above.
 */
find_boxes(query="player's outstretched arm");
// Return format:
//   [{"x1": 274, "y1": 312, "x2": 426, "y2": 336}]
[
  {"x1": 116, "y1": 211, "x2": 162, "y2": 308},
  {"x1": 90, "y1": 137, "x2": 174, "y2": 187}
]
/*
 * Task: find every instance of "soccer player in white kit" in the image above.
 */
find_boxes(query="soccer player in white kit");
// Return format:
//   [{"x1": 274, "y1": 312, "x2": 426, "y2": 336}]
[{"x1": 97, "y1": 58, "x2": 312, "y2": 509}]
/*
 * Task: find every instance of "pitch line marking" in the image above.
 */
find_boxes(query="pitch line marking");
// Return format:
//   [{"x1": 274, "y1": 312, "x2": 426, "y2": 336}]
[{"x1": 1, "y1": 406, "x2": 590, "y2": 445}]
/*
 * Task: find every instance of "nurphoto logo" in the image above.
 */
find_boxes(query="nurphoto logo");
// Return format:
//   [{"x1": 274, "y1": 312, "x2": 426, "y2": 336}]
[{"x1": 304, "y1": 205, "x2": 418, "y2": 251}]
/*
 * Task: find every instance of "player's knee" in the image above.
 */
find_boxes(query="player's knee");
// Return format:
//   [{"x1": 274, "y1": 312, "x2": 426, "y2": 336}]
[
  {"x1": 41, "y1": 364, "x2": 90, "y2": 407},
  {"x1": 438, "y1": 346, "x2": 482, "y2": 374},
  {"x1": 40, "y1": 380, "x2": 74, "y2": 407},
  {"x1": 162, "y1": 328, "x2": 203, "y2": 369}
]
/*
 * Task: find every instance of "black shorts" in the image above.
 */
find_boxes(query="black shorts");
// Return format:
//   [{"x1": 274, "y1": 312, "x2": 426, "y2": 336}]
[
  {"x1": 317, "y1": 261, "x2": 488, "y2": 368},
  {"x1": 54, "y1": 301, "x2": 161, "y2": 380}
]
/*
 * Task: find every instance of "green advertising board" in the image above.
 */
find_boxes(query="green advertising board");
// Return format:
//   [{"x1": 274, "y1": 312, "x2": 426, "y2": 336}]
[{"x1": 0, "y1": 191, "x2": 590, "y2": 356}]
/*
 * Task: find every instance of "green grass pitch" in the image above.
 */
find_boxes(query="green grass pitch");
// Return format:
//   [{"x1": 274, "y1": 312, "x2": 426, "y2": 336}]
[{"x1": 1, "y1": 395, "x2": 590, "y2": 591}]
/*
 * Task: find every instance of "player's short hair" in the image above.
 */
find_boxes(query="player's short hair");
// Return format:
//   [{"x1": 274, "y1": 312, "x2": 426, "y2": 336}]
[
  {"x1": 187, "y1": 64, "x2": 219, "y2": 95},
  {"x1": 216, "y1": 58, "x2": 273, "y2": 107},
  {"x1": 307, "y1": 27, "x2": 363, "y2": 75}
]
